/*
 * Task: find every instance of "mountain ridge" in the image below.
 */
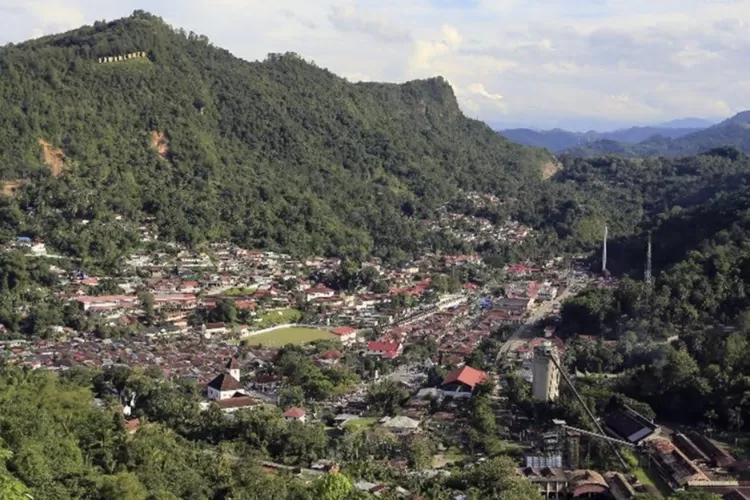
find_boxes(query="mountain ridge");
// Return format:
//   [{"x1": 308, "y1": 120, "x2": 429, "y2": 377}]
[
  {"x1": 563, "y1": 111, "x2": 750, "y2": 157},
  {"x1": 0, "y1": 11, "x2": 552, "y2": 265},
  {"x1": 498, "y1": 124, "x2": 706, "y2": 153}
]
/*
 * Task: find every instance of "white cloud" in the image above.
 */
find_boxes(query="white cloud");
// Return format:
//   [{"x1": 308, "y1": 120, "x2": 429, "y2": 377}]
[
  {"x1": 329, "y1": 4, "x2": 410, "y2": 43},
  {"x1": 468, "y1": 83, "x2": 503, "y2": 102}
]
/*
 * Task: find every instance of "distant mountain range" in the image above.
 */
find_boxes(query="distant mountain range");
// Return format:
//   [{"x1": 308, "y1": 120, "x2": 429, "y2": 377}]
[{"x1": 497, "y1": 113, "x2": 750, "y2": 158}]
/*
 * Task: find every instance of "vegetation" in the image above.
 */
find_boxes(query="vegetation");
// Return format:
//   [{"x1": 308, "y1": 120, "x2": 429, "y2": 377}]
[
  {"x1": 0, "y1": 364, "x2": 539, "y2": 499},
  {"x1": 0, "y1": 11, "x2": 550, "y2": 268}
]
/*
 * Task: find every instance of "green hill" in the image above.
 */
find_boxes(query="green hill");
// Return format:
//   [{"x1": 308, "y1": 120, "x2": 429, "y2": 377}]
[{"x1": 0, "y1": 11, "x2": 551, "y2": 265}]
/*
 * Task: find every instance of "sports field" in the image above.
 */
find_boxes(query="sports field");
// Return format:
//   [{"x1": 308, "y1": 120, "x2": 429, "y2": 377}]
[{"x1": 244, "y1": 326, "x2": 336, "y2": 347}]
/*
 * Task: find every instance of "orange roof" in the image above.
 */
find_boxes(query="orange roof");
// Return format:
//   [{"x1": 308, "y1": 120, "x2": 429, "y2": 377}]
[
  {"x1": 442, "y1": 366, "x2": 487, "y2": 389},
  {"x1": 283, "y1": 407, "x2": 306, "y2": 418},
  {"x1": 331, "y1": 326, "x2": 356, "y2": 336}
]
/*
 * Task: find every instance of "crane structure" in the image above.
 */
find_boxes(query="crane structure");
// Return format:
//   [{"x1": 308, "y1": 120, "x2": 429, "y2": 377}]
[{"x1": 547, "y1": 353, "x2": 630, "y2": 470}]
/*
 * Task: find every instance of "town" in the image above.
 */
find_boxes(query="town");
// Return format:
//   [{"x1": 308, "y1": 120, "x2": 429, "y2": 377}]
[{"x1": 2, "y1": 221, "x2": 744, "y2": 500}]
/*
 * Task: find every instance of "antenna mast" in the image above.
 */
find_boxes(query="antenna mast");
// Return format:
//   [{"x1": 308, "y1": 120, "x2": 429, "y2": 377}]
[
  {"x1": 602, "y1": 225, "x2": 608, "y2": 274},
  {"x1": 645, "y1": 231, "x2": 652, "y2": 287}
]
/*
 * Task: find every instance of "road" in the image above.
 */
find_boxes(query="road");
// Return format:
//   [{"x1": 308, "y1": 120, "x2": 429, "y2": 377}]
[{"x1": 495, "y1": 286, "x2": 576, "y2": 363}]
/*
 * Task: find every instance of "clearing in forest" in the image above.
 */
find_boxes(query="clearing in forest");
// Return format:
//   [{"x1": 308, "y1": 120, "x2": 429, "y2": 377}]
[{"x1": 38, "y1": 138, "x2": 67, "y2": 176}]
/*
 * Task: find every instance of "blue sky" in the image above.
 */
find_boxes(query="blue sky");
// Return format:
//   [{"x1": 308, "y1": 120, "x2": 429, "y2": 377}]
[{"x1": 1, "y1": 0, "x2": 749, "y2": 131}]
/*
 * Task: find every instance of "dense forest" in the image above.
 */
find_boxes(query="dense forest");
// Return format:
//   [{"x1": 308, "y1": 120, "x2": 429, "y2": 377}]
[{"x1": 0, "y1": 11, "x2": 552, "y2": 266}]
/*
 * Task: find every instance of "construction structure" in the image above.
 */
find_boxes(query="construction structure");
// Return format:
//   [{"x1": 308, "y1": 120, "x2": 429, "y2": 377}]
[{"x1": 532, "y1": 341, "x2": 561, "y2": 402}]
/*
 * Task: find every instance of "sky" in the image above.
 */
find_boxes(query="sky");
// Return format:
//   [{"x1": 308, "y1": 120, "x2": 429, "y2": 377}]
[{"x1": 1, "y1": 0, "x2": 749, "y2": 131}]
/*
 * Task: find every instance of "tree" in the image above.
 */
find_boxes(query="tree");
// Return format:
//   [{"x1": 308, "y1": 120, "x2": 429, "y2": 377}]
[
  {"x1": 278, "y1": 386, "x2": 305, "y2": 409},
  {"x1": 313, "y1": 472, "x2": 353, "y2": 500},
  {"x1": 728, "y1": 406, "x2": 744, "y2": 432},
  {"x1": 0, "y1": 444, "x2": 29, "y2": 500},
  {"x1": 462, "y1": 456, "x2": 539, "y2": 500},
  {"x1": 405, "y1": 435, "x2": 437, "y2": 471},
  {"x1": 96, "y1": 472, "x2": 148, "y2": 500},
  {"x1": 138, "y1": 292, "x2": 155, "y2": 325},
  {"x1": 366, "y1": 380, "x2": 408, "y2": 415}
]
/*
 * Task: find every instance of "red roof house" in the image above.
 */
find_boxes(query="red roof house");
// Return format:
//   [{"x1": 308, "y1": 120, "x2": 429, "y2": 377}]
[
  {"x1": 441, "y1": 366, "x2": 488, "y2": 398},
  {"x1": 283, "y1": 407, "x2": 307, "y2": 422}
]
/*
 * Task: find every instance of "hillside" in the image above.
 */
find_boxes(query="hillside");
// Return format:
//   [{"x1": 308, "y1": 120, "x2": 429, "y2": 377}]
[
  {"x1": 0, "y1": 11, "x2": 551, "y2": 265},
  {"x1": 564, "y1": 112, "x2": 750, "y2": 157},
  {"x1": 498, "y1": 125, "x2": 702, "y2": 153}
]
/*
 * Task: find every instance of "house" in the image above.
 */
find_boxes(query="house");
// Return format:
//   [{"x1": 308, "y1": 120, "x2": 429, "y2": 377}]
[
  {"x1": 494, "y1": 297, "x2": 534, "y2": 314},
  {"x1": 252, "y1": 374, "x2": 281, "y2": 393},
  {"x1": 441, "y1": 365, "x2": 488, "y2": 399},
  {"x1": 604, "y1": 405, "x2": 660, "y2": 445},
  {"x1": 331, "y1": 326, "x2": 358, "y2": 345},
  {"x1": 366, "y1": 341, "x2": 403, "y2": 359},
  {"x1": 318, "y1": 349, "x2": 342, "y2": 365},
  {"x1": 203, "y1": 322, "x2": 228, "y2": 337},
  {"x1": 283, "y1": 407, "x2": 307, "y2": 423},
  {"x1": 305, "y1": 286, "x2": 335, "y2": 300},
  {"x1": 381, "y1": 416, "x2": 421, "y2": 435},
  {"x1": 124, "y1": 418, "x2": 140, "y2": 435}
]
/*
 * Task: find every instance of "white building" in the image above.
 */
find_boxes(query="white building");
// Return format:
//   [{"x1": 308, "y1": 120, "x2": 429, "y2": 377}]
[
  {"x1": 331, "y1": 326, "x2": 358, "y2": 345},
  {"x1": 206, "y1": 358, "x2": 244, "y2": 401}
]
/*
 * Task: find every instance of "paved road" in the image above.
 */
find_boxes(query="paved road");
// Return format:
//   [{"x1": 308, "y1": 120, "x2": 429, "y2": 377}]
[{"x1": 495, "y1": 286, "x2": 576, "y2": 363}]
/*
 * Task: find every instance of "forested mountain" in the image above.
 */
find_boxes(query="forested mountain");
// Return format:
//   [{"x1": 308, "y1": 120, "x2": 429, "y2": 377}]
[
  {"x1": 0, "y1": 11, "x2": 552, "y2": 265},
  {"x1": 498, "y1": 125, "x2": 703, "y2": 153},
  {"x1": 564, "y1": 111, "x2": 750, "y2": 157}
]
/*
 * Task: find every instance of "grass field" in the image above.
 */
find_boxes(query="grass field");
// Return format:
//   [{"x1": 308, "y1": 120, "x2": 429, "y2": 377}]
[
  {"x1": 343, "y1": 417, "x2": 378, "y2": 430},
  {"x1": 253, "y1": 308, "x2": 303, "y2": 329},
  {"x1": 245, "y1": 326, "x2": 336, "y2": 347}
]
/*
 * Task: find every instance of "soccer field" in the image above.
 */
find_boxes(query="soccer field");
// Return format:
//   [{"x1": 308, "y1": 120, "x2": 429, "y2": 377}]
[{"x1": 244, "y1": 327, "x2": 336, "y2": 347}]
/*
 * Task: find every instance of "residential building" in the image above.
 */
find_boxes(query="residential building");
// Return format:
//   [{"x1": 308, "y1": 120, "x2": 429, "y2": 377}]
[
  {"x1": 440, "y1": 365, "x2": 488, "y2": 399},
  {"x1": 331, "y1": 326, "x2": 358, "y2": 345},
  {"x1": 283, "y1": 407, "x2": 306, "y2": 423},
  {"x1": 366, "y1": 341, "x2": 403, "y2": 359},
  {"x1": 381, "y1": 416, "x2": 421, "y2": 435}
]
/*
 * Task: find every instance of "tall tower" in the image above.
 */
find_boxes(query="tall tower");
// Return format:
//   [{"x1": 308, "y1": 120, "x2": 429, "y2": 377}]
[
  {"x1": 532, "y1": 342, "x2": 561, "y2": 402},
  {"x1": 602, "y1": 225, "x2": 608, "y2": 274},
  {"x1": 226, "y1": 358, "x2": 240, "y2": 382},
  {"x1": 645, "y1": 231, "x2": 653, "y2": 287}
]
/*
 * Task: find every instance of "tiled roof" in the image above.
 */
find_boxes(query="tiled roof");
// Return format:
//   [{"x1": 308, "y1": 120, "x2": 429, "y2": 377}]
[
  {"x1": 283, "y1": 407, "x2": 306, "y2": 418},
  {"x1": 331, "y1": 326, "x2": 356, "y2": 336},
  {"x1": 207, "y1": 373, "x2": 242, "y2": 391},
  {"x1": 442, "y1": 365, "x2": 487, "y2": 389}
]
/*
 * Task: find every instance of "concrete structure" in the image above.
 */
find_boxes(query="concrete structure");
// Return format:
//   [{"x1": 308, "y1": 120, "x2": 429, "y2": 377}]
[{"x1": 532, "y1": 341, "x2": 561, "y2": 402}]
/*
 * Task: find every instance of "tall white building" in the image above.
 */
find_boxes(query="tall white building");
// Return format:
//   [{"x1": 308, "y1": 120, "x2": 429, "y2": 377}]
[{"x1": 532, "y1": 342, "x2": 561, "y2": 402}]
